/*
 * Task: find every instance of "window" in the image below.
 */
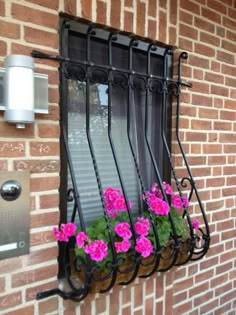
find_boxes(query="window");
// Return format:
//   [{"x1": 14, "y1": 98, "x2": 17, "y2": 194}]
[
  {"x1": 34, "y1": 16, "x2": 210, "y2": 302},
  {"x1": 59, "y1": 18, "x2": 172, "y2": 227}
]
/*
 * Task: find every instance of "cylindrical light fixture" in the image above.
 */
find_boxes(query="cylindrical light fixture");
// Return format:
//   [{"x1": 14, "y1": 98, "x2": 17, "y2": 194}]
[{"x1": 4, "y1": 55, "x2": 34, "y2": 128}]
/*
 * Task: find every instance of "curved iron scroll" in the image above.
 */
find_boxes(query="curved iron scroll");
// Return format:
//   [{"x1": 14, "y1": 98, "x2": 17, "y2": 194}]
[{"x1": 33, "y1": 20, "x2": 210, "y2": 302}]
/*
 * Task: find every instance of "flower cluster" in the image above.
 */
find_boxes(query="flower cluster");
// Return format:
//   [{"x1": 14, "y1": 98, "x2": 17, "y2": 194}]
[
  {"x1": 103, "y1": 186, "x2": 132, "y2": 218},
  {"x1": 53, "y1": 182, "x2": 200, "y2": 268},
  {"x1": 53, "y1": 222, "x2": 76, "y2": 242}
]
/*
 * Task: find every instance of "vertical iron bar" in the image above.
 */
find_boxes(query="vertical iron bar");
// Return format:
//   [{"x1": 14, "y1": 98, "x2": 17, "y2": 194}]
[
  {"x1": 85, "y1": 25, "x2": 117, "y2": 253},
  {"x1": 176, "y1": 52, "x2": 210, "y2": 240},
  {"x1": 161, "y1": 50, "x2": 195, "y2": 241},
  {"x1": 126, "y1": 40, "x2": 162, "y2": 270},
  {"x1": 107, "y1": 33, "x2": 140, "y2": 283},
  {"x1": 144, "y1": 45, "x2": 179, "y2": 270}
]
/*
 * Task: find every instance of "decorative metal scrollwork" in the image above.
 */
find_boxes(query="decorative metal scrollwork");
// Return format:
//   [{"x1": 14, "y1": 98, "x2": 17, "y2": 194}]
[{"x1": 33, "y1": 19, "x2": 210, "y2": 302}]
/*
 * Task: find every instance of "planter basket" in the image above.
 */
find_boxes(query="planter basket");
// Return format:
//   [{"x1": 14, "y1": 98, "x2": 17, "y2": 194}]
[{"x1": 72, "y1": 240, "x2": 190, "y2": 293}]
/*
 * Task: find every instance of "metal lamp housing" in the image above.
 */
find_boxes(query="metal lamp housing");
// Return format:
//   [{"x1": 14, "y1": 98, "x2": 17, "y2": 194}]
[{"x1": 4, "y1": 55, "x2": 35, "y2": 128}]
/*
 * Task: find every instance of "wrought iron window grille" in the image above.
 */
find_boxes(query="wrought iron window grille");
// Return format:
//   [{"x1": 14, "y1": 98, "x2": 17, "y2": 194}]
[{"x1": 33, "y1": 17, "x2": 210, "y2": 302}]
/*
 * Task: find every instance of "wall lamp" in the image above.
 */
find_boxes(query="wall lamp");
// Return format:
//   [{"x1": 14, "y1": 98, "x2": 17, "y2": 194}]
[{"x1": 0, "y1": 54, "x2": 48, "y2": 128}]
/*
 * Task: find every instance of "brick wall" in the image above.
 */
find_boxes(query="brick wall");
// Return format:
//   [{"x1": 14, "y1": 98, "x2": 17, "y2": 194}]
[{"x1": 0, "y1": 0, "x2": 235, "y2": 314}]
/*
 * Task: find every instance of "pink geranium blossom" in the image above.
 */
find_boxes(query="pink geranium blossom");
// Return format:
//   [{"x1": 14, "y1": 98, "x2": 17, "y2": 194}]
[
  {"x1": 61, "y1": 222, "x2": 77, "y2": 237},
  {"x1": 171, "y1": 195, "x2": 183, "y2": 208},
  {"x1": 114, "y1": 238, "x2": 131, "y2": 253},
  {"x1": 134, "y1": 217, "x2": 150, "y2": 236},
  {"x1": 84, "y1": 240, "x2": 108, "y2": 261},
  {"x1": 135, "y1": 237, "x2": 153, "y2": 257},
  {"x1": 163, "y1": 181, "x2": 173, "y2": 195},
  {"x1": 52, "y1": 227, "x2": 69, "y2": 242},
  {"x1": 76, "y1": 231, "x2": 89, "y2": 248},
  {"x1": 149, "y1": 195, "x2": 170, "y2": 215},
  {"x1": 192, "y1": 218, "x2": 200, "y2": 229},
  {"x1": 114, "y1": 222, "x2": 132, "y2": 239}
]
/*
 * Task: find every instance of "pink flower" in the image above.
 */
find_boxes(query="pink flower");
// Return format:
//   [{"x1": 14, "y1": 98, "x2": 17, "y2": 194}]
[
  {"x1": 76, "y1": 231, "x2": 89, "y2": 248},
  {"x1": 171, "y1": 194, "x2": 183, "y2": 208},
  {"x1": 114, "y1": 222, "x2": 132, "y2": 239},
  {"x1": 135, "y1": 237, "x2": 153, "y2": 257},
  {"x1": 149, "y1": 196, "x2": 170, "y2": 215},
  {"x1": 192, "y1": 218, "x2": 200, "y2": 229},
  {"x1": 134, "y1": 217, "x2": 150, "y2": 236},
  {"x1": 114, "y1": 238, "x2": 131, "y2": 253},
  {"x1": 61, "y1": 222, "x2": 76, "y2": 237},
  {"x1": 52, "y1": 227, "x2": 69, "y2": 242},
  {"x1": 163, "y1": 182, "x2": 173, "y2": 195},
  {"x1": 113, "y1": 196, "x2": 126, "y2": 210},
  {"x1": 84, "y1": 240, "x2": 108, "y2": 261},
  {"x1": 151, "y1": 182, "x2": 158, "y2": 192}
]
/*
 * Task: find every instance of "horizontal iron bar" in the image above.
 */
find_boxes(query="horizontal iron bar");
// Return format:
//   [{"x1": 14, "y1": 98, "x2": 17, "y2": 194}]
[{"x1": 31, "y1": 50, "x2": 192, "y2": 88}]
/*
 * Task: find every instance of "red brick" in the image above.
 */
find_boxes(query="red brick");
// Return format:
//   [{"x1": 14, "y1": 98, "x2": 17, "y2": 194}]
[
  {"x1": 220, "y1": 133, "x2": 236, "y2": 143},
  {"x1": 0, "y1": 0, "x2": 5, "y2": 16},
  {"x1": 30, "y1": 230, "x2": 55, "y2": 246},
  {"x1": 30, "y1": 211, "x2": 59, "y2": 228},
  {"x1": 211, "y1": 85, "x2": 229, "y2": 97},
  {"x1": 12, "y1": 264, "x2": 58, "y2": 287},
  {"x1": 0, "y1": 142, "x2": 25, "y2": 157},
  {"x1": 226, "y1": 30, "x2": 236, "y2": 42},
  {"x1": 169, "y1": 26, "x2": 176, "y2": 46},
  {"x1": 216, "y1": 261, "x2": 232, "y2": 275},
  {"x1": 202, "y1": 7, "x2": 221, "y2": 24},
  {"x1": 148, "y1": 0, "x2": 157, "y2": 18},
  {"x1": 194, "y1": 17, "x2": 215, "y2": 33},
  {"x1": 159, "y1": 10, "x2": 167, "y2": 43},
  {"x1": 206, "y1": 177, "x2": 225, "y2": 187},
  {"x1": 0, "y1": 160, "x2": 7, "y2": 170},
  {"x1": 0, "y1": 39, "x2": 7, "y2": 56},
  {"x1": 124, "y1": 10, "x2": 133, "y2": 33},
  {"x1": 30, "y1": 141, "x2": 59, "y2": 156},
  {"x1": 222, "y1": 40, "x2": 236, "y2": 53},
  {"x1": 207, "y1": 0, "x2": 227, "y2": 14},
  {"x1": 24, "y1": 26, "x2": 58, "y2": 49},
  {"x1": 39, "y1": 297, "x2": 59, "y2": 314},
  {"x1": 64, "y1": 0, "x2": 77, "y2": 15},
  {"x1": 25, "y1": 0, "x2": 59, "y2": 10},
  {"x1": 200, "y1": 32, "x2": 220, "y2": 46},
  {"x1": 180, "y1": 10, "x2": 193, "y2": 25},
  {"x1": 38, "y1": 123, "x2": 60, "y2": 138},
  {"x1": 191, "y1": 81, "x2": 210, "y2": 94},
  {"x1": 0, "y1": 257, "x2": 23, "y2": 274},
  {"x1": 31, "y1": 176, "x2": 59, "y2": 192},
  {"x1": 25, "y1": 246, "x2": 58, "y2": 266},
  {"x1": 214, "y1": 121, "x2": 232, "y2": 131},
  {"x1": 194, "y1": 291, "x2": 213, "y2": 307},
  {"x1": 3, "y1": 305, "x2": 35, "y2": 315},
  {"x1": 195, "y1": 43, "x2": 215, "y2": 58},
  {"x1": 40, "y1": 193, "x2": 59, "y2": 209},
  {"x1": 0, "y1": 277, "x2": 5, "y2": 292},
  {"x1": 179, "y1": 37, "x2": 193, "y2": 51},
  {"x1": 97, "y1": 0, "x2": 107, "y2": 25},
  {"x1": 191, "y1": 119, "x2": 211, "y2": 131},
  {"x1": 180, "y1": 0, "x2": 200, "y2": 14},
  {"x1": 202, "y1": 144, "x2": 222, "y2": 154},
  {"x1": 223, "y1": 16, "x2": 236, "y2": 31},
  {"x1": 210, "y1": 274, "x2": 228, "y2": 288},
  {"x1": 12, "y1": 4, "x2": 58, "y2": 29},
  {"x1": 225, "y1": 99, "x2": 236, "y2": 109},
  {"x1": 179, "y1": 23, "x2": 198, "y2": 40},
  {"x1": 81, "y1": 0, "x2": 92, "y2": 19},
  {"x1": 124, "y1": 0, "x2": 133, "y2": 6},
  {"x1": 136, "y1": 0, "x2": 146, "y2": 37},
  {"x1": 14, "y1": 159, "x2": 60, "y2": 173},
  {"x1": 0, "y1": 292, "x2": 22, "y2": 311},
  {"x1": 0, "y1": 20, "x2": 20, "y2": 39},
  {"x1": 222, "y1": 64, "x2": 235, "y2": 76},
  {"x1": 218, "y1": 50, "x2": 234, "y2": 65},
  {"x1": 192, "y1": 94, "x2": 213, "y2": 106},
  {"x1": 111, "y1": 0, "x2": 121, "y2": 29},
  {"x1": 148, "y1": 19, "x2": 157, "y2": 40}
]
